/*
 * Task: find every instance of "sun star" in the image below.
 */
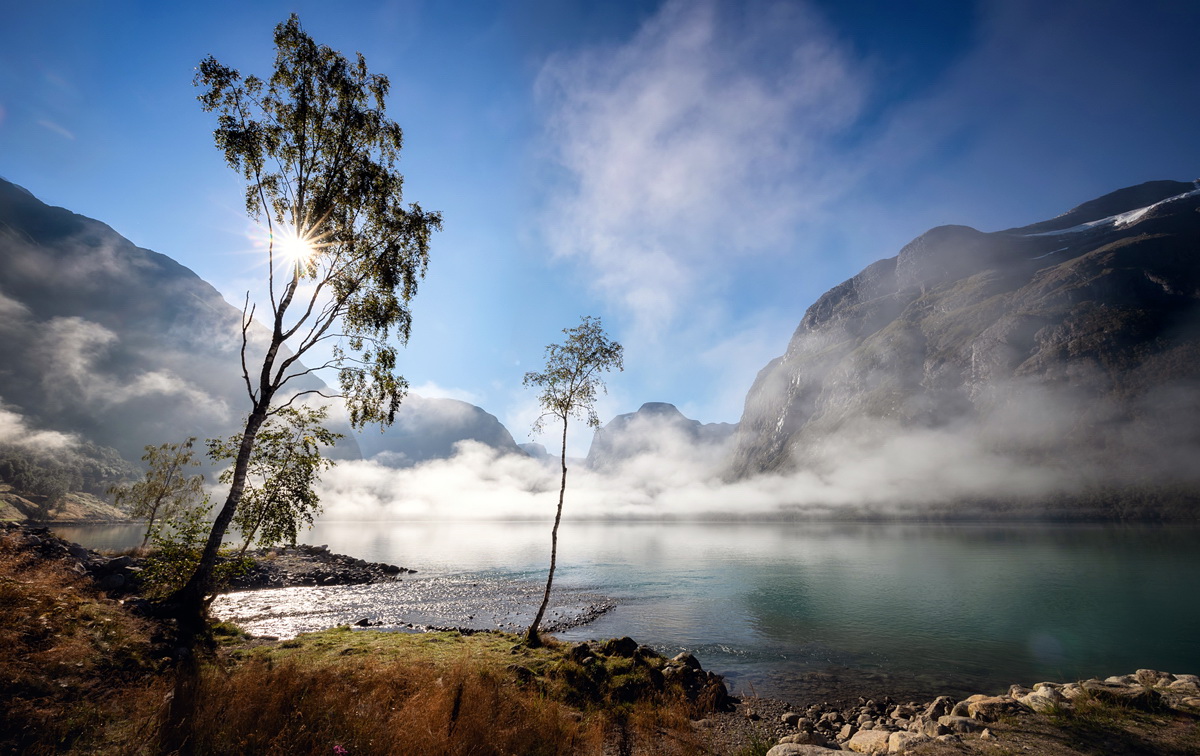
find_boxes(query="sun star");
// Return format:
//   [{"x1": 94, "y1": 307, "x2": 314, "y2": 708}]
[{"x1": 272, "y1": 226, "x2": 315, "y2": 267}]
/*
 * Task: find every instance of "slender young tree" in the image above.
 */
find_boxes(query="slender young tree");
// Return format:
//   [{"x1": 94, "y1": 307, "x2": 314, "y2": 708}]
[
  {"x1": 169, "y1": 13, "x2": 441, "y2": 636},
  {"x1": 523, "y1": 316, "x2": 623, "y2": 646},
  {"x1": 207, "y1": 405, "x2": 342, "y2": 555},
  {"x1": 109, "y1": 438, "x2": 205, "y2": 549}
]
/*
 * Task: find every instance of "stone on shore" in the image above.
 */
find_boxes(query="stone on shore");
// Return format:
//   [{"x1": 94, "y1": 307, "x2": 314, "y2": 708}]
[
  {"x1": 765, "y1": 668, "x2": 1200, "y2": 756},
  {"x1": 778, "y1": 730, "x2": 829, "y2": 747},
  {"x1": 766, "y1": 745, "x2": 841, "y2": 756},
  {"x1": 1168, "y1": 678, "x2": 1200, "y2": 695},
  {"x1": 966, "y1": 694, "x2": 1024, "y2": 720},
  {"x1": 846, "y1": 729, "x2": 890, "y2": 754},
  {"x1": 1017, "y1": 685, "x2": 1066, "y2": 713},
  {"x1": 887, "y1": 731, "x2": 929, "y2": 754},
  {"x1": 1080, "y1": 680, "x2": 1163, "y2": 711},
  {"x1": 937, "y1": 715, "x2": 983, "y2": 734},
  {"x1": 922, "y1": 696, "x2": 954, "y2": 720}
]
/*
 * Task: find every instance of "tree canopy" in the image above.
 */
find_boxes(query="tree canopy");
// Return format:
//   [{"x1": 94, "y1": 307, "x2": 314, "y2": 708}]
[
  {"x1": 524, "y1": 315, "x2": 625, "y2": 435},
  {"x1": 195, "y1": 12, "x2": 442, "y2": 426},
  {"x1": 110, "y1": 438, "x2": 205, "y2": 548}
]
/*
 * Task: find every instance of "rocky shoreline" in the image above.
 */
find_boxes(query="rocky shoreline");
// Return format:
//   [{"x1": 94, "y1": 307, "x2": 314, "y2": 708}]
[
  {"x1": 3, "y1": 523, "x2": 414, "y2": 596},
  {"x1": 11, "y1": 522, "x2": 614, "y2": 636},
  {"x1": 222, "y1": 542, "x2": 414, "y2": 590},
  {"x1": 701, "y1": 670, "x2": 1200, "y2": 755}
]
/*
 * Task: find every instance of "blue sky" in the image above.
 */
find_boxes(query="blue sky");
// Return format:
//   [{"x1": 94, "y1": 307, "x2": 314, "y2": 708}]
[{"x1": 2, "y1": 0, "x2": 1198, "y2": 454}]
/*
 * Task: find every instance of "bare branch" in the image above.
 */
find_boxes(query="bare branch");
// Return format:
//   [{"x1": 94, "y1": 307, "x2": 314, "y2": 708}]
[{"x1": 240, "y1": 296, "x2": 258, "y2": 402}]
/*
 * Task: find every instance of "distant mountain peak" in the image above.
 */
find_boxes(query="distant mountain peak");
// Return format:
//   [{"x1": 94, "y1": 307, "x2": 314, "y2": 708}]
[
  {"x1": 586, "y1": 402, "x2": 736, "y2": 469},
  {"x1": 1007, "y1": 179, "x2": 1194, "y2": 235}
]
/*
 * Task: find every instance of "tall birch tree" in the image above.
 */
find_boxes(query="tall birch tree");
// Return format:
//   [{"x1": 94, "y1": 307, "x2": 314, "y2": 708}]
[
  {"x1": 169, "y1": 13, "x2": 441, "y2": 636},
  {"x1": 523, "y1": 316, "x2": 623, "y2": 647}
]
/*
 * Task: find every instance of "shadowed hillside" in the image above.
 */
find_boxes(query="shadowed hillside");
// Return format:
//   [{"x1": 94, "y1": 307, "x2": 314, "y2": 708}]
[{"x1": 731, "y1": 180, "x2": 1200, "y2": 515}]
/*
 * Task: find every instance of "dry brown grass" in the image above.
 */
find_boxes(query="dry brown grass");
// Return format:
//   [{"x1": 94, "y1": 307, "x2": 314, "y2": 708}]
[
  {"x1": 177, "y1": 634, "x2": 705, "y2": 755},
  {"x1": 0, "y1": 532, "x2": 707, "y2": 755},
  {"x1": 183, "y1": 657, "x2": 602, "y2": 755},
  {"x1": 0, "y1": 531, "x2": 164, "y2": 755}
]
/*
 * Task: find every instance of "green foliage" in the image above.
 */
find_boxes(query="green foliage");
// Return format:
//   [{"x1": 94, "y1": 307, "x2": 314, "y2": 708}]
[
  {"x1": 524, "y1": 315, "x2": 625, "y2": 434},
  {"x1": 177, "y1": 14, "x2": 441, "y2": 617},
  {"x1": 208, "y1": 405, "x2": 342, "y2": 552},
  {"x1": 0, "y1": 441, "x2": 136, "y2": 505},
  {"x1": 194, "y1": 13, "x2": 442, "y2": 426},
  {"x1": 140, "y1": 500, "x2": 251, "y2": 598},
  {"x1": 140, "y1": 500, "x2": 213, "y2": 598},
  {"x1": 108, "y1": 438, "x2": 205, "y2": 548}
]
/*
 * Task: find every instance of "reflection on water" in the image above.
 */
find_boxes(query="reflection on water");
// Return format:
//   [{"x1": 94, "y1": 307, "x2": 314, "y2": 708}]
[
  {"x1": 212, "y1": 575, "x2": 614, "y2": 638},
  {"x1": 56, "y1": 520, "x2": 1200, "y2": 703}
]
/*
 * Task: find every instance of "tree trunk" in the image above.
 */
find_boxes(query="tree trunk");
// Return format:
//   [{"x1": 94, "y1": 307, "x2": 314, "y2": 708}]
[
  {"x1": 140, "y1": 513, "x2": 155, "y2": 550},
  {"x1": 168, "y1": 406, "x2": 267, "y2": 635},
  {"x1": 158, "y1": 649, "x2": 199, "y2": 756},
  {"x1": 526, "y1": 419, "x2": 569, "y2": 647},
  {"x1": 158, "y1": 406, "x2": 268, "y2": 754},
  {"x1": 236, "y1": 520, "x2": 260, "y2": 557}
]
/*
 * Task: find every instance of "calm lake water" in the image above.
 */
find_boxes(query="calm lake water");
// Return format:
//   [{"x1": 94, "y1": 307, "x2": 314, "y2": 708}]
[{"x1": 55, "y1": 520, "x2": 1200, "y2": 704}]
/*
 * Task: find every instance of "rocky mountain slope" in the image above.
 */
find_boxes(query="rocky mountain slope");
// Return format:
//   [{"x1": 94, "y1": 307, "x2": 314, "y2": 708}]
[
  {"x1": 730, "y1": 180, "x2": 1200, "y2": 511},
  {"x1": 0, "y1": 177, "x2": 360, "y2": 463}
]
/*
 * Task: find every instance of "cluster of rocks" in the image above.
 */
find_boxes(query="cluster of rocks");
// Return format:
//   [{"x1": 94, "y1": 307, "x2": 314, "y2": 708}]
[
  {"x1": 0, "y1": 523, "x2": 143, "y2": 595},
  {"x1": 0, "y1": 523, "x2": 413, "y2": 597},
  {"x1": 661, "y1": 648, "x2": 734, "y2": 709},
  {"x1": 538, "y1": 636, "x2": 733, "y2": 709},
  {"x1": 222, "y1": 543, "x2": 413, "y2": 590},
  {"x1": 763, "y1": 669, "x2": 1200, "y2": 755}
]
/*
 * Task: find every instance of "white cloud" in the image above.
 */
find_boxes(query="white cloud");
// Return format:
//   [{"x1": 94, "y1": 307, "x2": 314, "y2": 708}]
[
  {"x1": 0, "y1": 290, "x2": 32, "y2": 323},
  {"x1": 408, "y1": 381, "x2": 482, "y2": 404},
  {"x1": 312, "y1": 414, "x2": 1079, "y2": 522},
  {"x1": 33, "y1": 315, "x2": 232, "y2": 423},
  {"x1": 537, "y1": 0, "x2": 865, "y2": 335},
  {"x1": 0, "y1": 401, "x2": 79, "y2": 452}
]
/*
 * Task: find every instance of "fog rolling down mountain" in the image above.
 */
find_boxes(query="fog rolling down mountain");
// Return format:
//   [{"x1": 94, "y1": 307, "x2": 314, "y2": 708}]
[
  {"x1": 0, "y1": 177, "x2": 365, "y2": 463},
  {"x1": 731, "y1": 180, "x2": 1200, "y2": 515},
  {"x1": 356, "y1": 395, "x2": 523, "y2": 467}
]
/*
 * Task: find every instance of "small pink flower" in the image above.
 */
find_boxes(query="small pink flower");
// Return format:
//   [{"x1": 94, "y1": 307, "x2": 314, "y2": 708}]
[{"x1": 333, "y1": 747, "x2": 348, "y2": 755}]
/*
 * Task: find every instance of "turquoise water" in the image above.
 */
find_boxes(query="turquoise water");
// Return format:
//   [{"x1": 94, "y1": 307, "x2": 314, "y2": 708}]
[{"x1": 56, "y1": 520, "x2": 1200, "y2": 704}]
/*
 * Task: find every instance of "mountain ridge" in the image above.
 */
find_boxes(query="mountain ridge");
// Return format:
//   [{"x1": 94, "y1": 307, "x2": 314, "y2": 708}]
[{"x1": 730, "y1": 179, "x2": 1200, "y2": 514}]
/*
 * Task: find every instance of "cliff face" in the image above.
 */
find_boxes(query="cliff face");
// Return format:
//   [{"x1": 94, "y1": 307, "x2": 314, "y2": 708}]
[{"x1": 730, "y1": 180, "x2": 1200, "y2": 493}]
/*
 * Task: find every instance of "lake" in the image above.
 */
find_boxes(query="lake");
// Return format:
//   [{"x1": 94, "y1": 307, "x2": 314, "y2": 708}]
[{"x1": 55, "y1": 520, "x2": 1200, "y2": 704}]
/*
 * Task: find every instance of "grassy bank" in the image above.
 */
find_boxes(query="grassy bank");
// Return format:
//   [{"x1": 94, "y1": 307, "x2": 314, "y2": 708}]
[{"x1": 0, "y1": 529, "x2": 717, "y2": 755}]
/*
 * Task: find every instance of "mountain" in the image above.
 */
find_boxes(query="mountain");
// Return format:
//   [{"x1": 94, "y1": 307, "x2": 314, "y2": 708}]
[
  {"x1": 0, "y1": 177, "x2": 361, "y2": 462},
  {"x1": 587, "y1": 402, "x2": 736, "y2": 470},
  {"x1": 355, "y1": 395, "x2": 523, "y2": 467},
  {"x1": 0, "y1": 178, "x2": 541, "y2": 477},
  {"x1": 730, "y1": 180, "x2": 1200, "y2": 512}
]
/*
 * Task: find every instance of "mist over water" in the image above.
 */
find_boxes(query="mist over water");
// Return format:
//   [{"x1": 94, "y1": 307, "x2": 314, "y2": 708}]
[{"x1": 58, "y1": 519, "x2": 1200, "y2": 703}]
